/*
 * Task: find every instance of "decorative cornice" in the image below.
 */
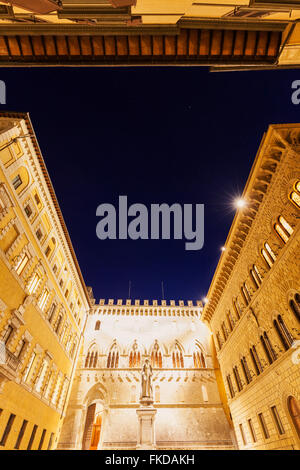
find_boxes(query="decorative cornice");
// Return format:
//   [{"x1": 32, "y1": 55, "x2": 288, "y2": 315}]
[{"x1": 202, "y1": 123, "x2": 300, "y2": 324}]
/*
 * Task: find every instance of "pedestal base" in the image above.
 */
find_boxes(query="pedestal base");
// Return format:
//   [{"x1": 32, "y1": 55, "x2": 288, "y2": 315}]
[{"x1": 136, "y1": 406, "x2": 157, "y2": 450}]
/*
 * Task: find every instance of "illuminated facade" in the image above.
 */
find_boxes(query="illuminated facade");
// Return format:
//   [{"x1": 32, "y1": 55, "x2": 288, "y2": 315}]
[
  {"x1": 57, "y1": 298, "x2": 235, "y2": 450},
  {"x1": 0, "y1": 0, "x2": 300, "y2": 68},
  {"x1": 0, "y1": 112, "x2": 90, "y2": 450},
  {"x1": 0, "y1": 113, "x2": 299, "y2": 450},
  {"x1": 202, "y1": 124, "x2": 300, "y2": 450}
]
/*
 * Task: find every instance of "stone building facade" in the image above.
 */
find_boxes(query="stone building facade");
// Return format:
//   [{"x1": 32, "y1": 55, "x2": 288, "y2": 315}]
[
  {"x1": 202, "y1": 124, "x2": 300, "y2": 450},
  {"x1": 0, "y1": 112, "x2": 90, "y2": 450},
  {"x1": 0, "y1": 114, "x2": 299, "y2": 451},
  {"x1": 58, "y1": 299, "x2": 235, "y2": 450}
]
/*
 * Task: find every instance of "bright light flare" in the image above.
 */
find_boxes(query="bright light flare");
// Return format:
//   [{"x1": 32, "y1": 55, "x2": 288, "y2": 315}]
[{"x1": 235, "y1": 198, "x2": 247, "y2": 209}]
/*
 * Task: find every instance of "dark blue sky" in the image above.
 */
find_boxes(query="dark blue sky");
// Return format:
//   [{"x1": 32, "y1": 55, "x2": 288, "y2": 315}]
[{"x1": 2, "y1": 67, "x2": 299, "y2": 303}]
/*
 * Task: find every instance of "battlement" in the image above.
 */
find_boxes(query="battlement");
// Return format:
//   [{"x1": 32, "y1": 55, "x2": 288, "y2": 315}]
[
  {"x1": 97, "y1": 299, "x2": 203, "y2": 308},
  {"x1": 91, "y1": 300, "x2": 204, "y2": 318}
]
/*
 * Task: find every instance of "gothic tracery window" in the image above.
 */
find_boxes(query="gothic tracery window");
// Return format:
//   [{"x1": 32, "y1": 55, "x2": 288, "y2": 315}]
[
  {"x1": 193, "y1": 344, "x2": 206, "y2": 368},
  {"x1": 250, "y1": 345, "x2": 263, "y2": 375},
  {"x1": 260, "y1": 331, "x2": 277, "y2": 364},
  {"x1": 250, "y1": 264, "x2": 262, "y2": 289},
  {"x1": 273, "y1": 315, "x2": 293, "y2": 351},
  {"x1": 85, "y1": 347, "x2": 98, "y2": 368},
  {"x1": 150, "y1": 340, "x2": 162, "y2": 368},
  {"x1": 172, "y1": 343, "x2": 184, "y2": 368},
  {"x1": 289, "y1": 293, "x2": 300, "y2": 322},
  {"x1": 274, "y1": 215, "x2": 293, "y2": 244},
  {"x1": 107, "y1": 343, "x2": 119, "y2": 368},
  {"x1": 129, "y1": 340, "x2": 141, "y2": 368},
  {"x1": 290, "y1": 180, "x2": 300, "y2": 209},
  {"x1": 261, "y1": 242, "x2": 276, "y2": 268}
]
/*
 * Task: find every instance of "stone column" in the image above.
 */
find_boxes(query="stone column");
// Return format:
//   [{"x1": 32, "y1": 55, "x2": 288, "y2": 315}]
[{"x1": 136, "y1": 405, "x2": 157, "y2": 450}]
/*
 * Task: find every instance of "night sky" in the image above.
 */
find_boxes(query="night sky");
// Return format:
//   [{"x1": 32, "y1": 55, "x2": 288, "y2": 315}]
[{"x1": 1, "y1": 67, "x2": 299, "y2": 303}]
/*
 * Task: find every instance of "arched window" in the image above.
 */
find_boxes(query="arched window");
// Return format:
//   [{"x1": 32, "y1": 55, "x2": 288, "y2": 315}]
[
  {"x1": 287, "y1": 396, "x2": 300, "y2": 439},
  {"x1": 95, "y1": 321, "x2": 101, "y2": 331},
  {"x1": 85, "y1": 347, "x2": 98, "y2": 368},
  {"x1": 216, "y1": 332, "x2": 222, "y2": 350},
  {"x1": 274, "y1": 216, "x2": 294, "y2": 244},
  {"x1": 260, "y1": 332, "x2": 277, "y2": 364},
  {"x1": 289, "y1": 180, "x2": 300, "y2": 209},
  {"x1": 250, "y1": 345, "x2": 263, "y2": 375},
  {"x1": 221, "y1": 321, "x2": 229, "y2": 341},
  {"x1": 129, "y1": 340, "x2": 141, "y2": 368},
  {"x1": 289, "y1": 293, "x2": 300, "y2": 322},
  {"x1": 233, "y1": 365, "x2": 243, "y2": 392},
  {"x1": 226, "y1": 311, "x2": 235, "y2": 332},
  {"x1": 261, "y1": 242, "x2": 276, "y2": 268},
  {"x1": 240, "y1": 356, "x2": 252, "y2": 384},
  {"x1": 107, "y1": 343, "x2": 119, "y2": 368},
  {"x1": 250, "y1": 264, "x2": 262, "y2": 289},
  {"x1": 226, "y1": 374, "x2": 235, "y2": 398},
  {"x1": 233, "y1": 298, "x2": 242, "y2": 319},
  {"x1": 241, "y1": 282, "x2": 251, "y2": 305},
  {"x1": 172, "y1": 343, "x2": 184, "y2": 368},
  {"x1": 150, "y1": 340, "x2": 162, "y2": 368},
  {"x1": 193, "y1": 344, "x2": 206, "y2": 368},
  {"x1": 273, "y1": 315, "x2": 293, "y2": 351}
]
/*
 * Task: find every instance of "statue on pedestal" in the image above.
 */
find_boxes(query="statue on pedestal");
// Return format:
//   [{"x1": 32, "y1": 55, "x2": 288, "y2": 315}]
[{"x1": 140, "y1": 358, "x2": 153, "y2": 405}]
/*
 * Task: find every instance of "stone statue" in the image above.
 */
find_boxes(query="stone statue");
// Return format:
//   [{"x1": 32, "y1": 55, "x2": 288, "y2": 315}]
[{"x1": 140, "y1": 359, "x2": 153, "y2": 403}]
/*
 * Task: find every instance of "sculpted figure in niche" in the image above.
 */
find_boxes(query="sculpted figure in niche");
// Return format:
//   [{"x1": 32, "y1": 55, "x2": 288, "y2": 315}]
[{"x1": 140, "y1": 359, "x2": 153, "y2": 402}]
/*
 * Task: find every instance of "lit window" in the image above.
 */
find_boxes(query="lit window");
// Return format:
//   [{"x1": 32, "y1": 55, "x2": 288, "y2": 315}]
[
  {"x1": 274, "y1": 215, "x2": 293, "y2": 244},
  {"x1": 12, "y1": 175, "x2": 22, "y2": 190},
  {"x1": 27, "y1": 273, "x2": 40, "y2": 294},
  {"x1": 38, "y1": 289, "x2": 49, "y2": 311},
  {"x1": 261, "y1": 242, "x2": 276, "y2": 268},
  {"x1": 290, "y1": 180, "x2": 300, "y2": 208},
  {"x1": 241, "y1": 282, "x2": 251, "y2": 305},
  {"x1": 15, "y1": 253, "x2": 29, "y2": 275},
  {"x1": 250, "y1": 264, "x2": 262, "y2": 289}
]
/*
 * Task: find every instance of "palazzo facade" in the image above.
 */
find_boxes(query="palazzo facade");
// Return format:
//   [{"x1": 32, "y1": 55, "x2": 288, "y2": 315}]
[
  {"x1": 0, "y1": 113, "x2": 299, "y2": 450},
  {"x1": 202, "y1": 124, "x2": 300, "y2": 450},
  {"x1": 57, "y1": 298, "x2": 235, "y2": 450}
]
